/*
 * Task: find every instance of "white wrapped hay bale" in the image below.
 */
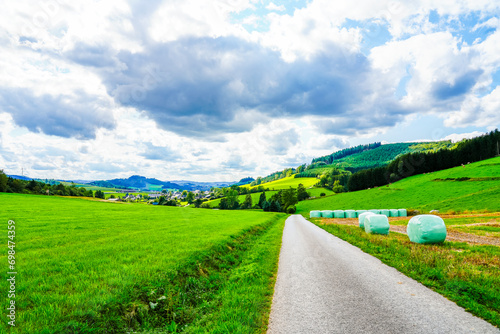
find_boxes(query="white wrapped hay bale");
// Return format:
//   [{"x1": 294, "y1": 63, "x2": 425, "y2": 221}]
[
  {"x1": 358, "y1": 212, "x2": 375, "y2": 229},
  {"x1": 333, "y1": 210, "x2": 345, "y2": 218},
  {"x1": 345, "y1": 210, "x2": 356, "y2": 218},
  {"x1": 389, "y1": 209, "x2": 399, "y2": 217},
  {"x1": 369, "y1": 209, "x2": 380, "y2": 214},
  {"x1": 380, "y1": 209, "x2": 390, "y2": 217},
  {"x1": 310, "y1": 210, "x2": 322, "y2": 218},
  {"x1": 398, "y1": 209, "x2": 407, "y2": 217},
  {"x1": 407, "y1": 215, "x2": 447, "y2": 244},
  {"x1": 364, "y1": 214, "x2": 390, "y2": 235},
  {"x1": 321, "y1": 210, "x2": 334, "y2": 218},
  {"x1": 356, "y1": 210, "x2": 367, "y2": 217}
]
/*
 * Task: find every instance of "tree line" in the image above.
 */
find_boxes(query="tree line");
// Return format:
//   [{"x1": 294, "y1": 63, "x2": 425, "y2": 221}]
[
  {"x1": 0, "y1": 172, "x2": 95, "y2": 198},
  {"x1": 348, "y1": 130, "x2": 500, "y2": 191},
  {"x1": 217, "y1": 184, "x2": 310, "y2": 213}
]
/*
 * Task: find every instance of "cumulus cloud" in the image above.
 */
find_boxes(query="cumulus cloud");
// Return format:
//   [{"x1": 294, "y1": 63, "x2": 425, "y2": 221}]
[
  {"x1": 66, "y1": 36, "x2": 374, "y2": 138},
  {"x1": 0, "y1": 87, "x2": 115, "y2": 139}
]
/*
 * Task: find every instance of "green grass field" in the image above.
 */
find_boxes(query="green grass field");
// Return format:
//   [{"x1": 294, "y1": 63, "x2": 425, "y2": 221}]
[
  {"x1": 247, "y1": 176, "x2": 318, "y2": 190},
  {"x1": 0, "y1": 193, "x2": 285, "y2": 333},
  {"x1": 297, "y1": 156, "x2": 500, "y2": 214}
]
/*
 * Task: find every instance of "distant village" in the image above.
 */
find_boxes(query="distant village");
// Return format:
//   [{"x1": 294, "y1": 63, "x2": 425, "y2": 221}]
[{"x1": 109, "y1": 189, "x2": 214, "y2": 204}]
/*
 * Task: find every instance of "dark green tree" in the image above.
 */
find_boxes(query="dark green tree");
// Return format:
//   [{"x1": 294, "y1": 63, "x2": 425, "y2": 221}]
[
  {"x1": 297, "y1": 183, "x2": 309, "y2": 201},
  {"x1": 258, "y1": 192, "x2": 267, "y2": 208},
  {"x1": 241, "y1": 194, "x2": 252, "y2": 209}
]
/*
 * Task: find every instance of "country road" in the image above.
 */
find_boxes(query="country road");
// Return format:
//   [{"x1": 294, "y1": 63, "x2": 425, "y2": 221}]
[{"x1": 267, "y1": 215, "x2": 499, "y2": 334}]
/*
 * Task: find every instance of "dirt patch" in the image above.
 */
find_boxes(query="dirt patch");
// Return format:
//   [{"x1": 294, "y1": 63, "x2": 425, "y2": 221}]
[
  {"x1": 320, "y1": 213, "x2": 500, "y2": 247},
  {"x1": 390, "y1": 225, "x2": 500, "y2": 247}
]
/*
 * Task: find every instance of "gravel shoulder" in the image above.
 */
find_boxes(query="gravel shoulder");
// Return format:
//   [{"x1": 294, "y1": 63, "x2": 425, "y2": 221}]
[{"x1": 267, "y1": 215, "x2": 500, "y2": 334}]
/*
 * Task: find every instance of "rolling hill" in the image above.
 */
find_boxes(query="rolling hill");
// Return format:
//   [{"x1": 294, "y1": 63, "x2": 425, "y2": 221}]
[
  {"x1": 303, "y1": 141, "x2": 454, "y2": 175},
  {"x1": 297, "y1": 156, "x2": 500, "y2": 214}
]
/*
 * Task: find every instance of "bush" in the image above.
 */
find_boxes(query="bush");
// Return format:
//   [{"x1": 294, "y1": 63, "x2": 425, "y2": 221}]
[
  {"x1": 320, "y1": 192, "x2": 326, "y2": 197},
  {"x1": 287, "y1": 206, "x2": 296, "y2": 214}
]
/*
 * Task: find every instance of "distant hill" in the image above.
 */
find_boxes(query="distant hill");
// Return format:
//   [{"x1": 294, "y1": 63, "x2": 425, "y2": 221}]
[
  {"x1": 232, "y1": 177, "x2": 255, "y2": 186},
  {"x1": 171, "y1": 180, "x2": 234, "y2": 191},
  {"x1": 89, "y1": 176, "x2": 235, "y2": 191},
  {"x1": 7, "y1": 175, "x2": 32, "y2": 181},
  {"x1": 90, "y1": 175, "x2": 181, "y2": 191}
]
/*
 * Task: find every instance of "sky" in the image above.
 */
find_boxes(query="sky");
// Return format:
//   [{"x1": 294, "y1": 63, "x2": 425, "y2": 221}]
[{"x1": 0, "y1": 0, "x2": 499, "y2": 182}]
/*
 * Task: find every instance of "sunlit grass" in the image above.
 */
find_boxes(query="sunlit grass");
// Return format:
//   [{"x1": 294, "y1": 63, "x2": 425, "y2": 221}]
[{"x1": 0, "y1": 193, "x2": 284, "y2": 332}]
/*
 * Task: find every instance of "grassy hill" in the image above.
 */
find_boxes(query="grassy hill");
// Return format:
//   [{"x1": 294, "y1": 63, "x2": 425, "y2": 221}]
[
  {"x1": 297, "y1": 156, "x2": 500, "y2": 214},
  {"x1": 246, "y1": 176, "x2": 318, "y2": 190},
  {"x1": 304, "y1": 141, "x2": 454, "y2": 175},
  {"x1": 204, "y1": 176, "x2": 334, "y2": 208},
  {"x1": 0, "y1": 193, "x2": 285, "y2": 332}
]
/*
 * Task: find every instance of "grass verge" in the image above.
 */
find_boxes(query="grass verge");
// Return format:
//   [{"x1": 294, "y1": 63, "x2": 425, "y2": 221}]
[
  {"x1": 314, "y1": 221, "x2": 500, "y2": 328},
  {"x1": 62, "y1": 215, "x2": 286, "y2": 333}
]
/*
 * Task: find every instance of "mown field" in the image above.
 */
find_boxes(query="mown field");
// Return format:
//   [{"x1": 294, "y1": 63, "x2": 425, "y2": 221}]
[
  {"x1": 0, "y1": 193, "x2": 286, "y2": 333},
  {"x1": 298, "y1": 156, "x2": 500, "y2": 214}
]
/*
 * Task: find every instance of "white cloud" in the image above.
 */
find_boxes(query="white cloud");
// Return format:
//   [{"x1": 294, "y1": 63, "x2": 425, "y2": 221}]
[
  {"x1": 0, "y1": 0, "x2": 499, "y2": 181},
  {"x1": 266, "y1": 3, "x2": 286, "y2": 12},
  {"x1": 442, "y1": 131, "x2": 486, "y2": 143}
]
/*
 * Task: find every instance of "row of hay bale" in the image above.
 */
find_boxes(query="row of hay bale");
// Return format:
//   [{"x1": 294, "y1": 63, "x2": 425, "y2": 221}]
[
  {"x1": 358, "y1": 212, "x2": 446, "y2": 244},
  {"x1": 310, "y1": 209, "x2": 407, "y2": 219}
]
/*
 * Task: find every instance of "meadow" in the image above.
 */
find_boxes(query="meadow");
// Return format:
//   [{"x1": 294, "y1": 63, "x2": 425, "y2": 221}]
[
  {"x1": 0, "y1": 193, "x2": 286, "y2": 333},
  {"x1": 297, "y1": 156, "x2": 500, "y2": 214},
  {"x1": 246, "y1": 176, "x2": 318, "y2": 190}
]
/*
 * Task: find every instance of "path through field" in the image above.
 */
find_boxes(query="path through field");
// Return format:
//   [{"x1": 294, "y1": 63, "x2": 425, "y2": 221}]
[{"x1": 267, "y1": 215, "x2": 500, "y2": 334}]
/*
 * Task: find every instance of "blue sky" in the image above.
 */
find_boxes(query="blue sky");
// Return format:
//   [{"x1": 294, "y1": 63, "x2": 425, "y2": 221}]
[{"x1": 0, "y1": 0, "x2": 499, "y2": 181}]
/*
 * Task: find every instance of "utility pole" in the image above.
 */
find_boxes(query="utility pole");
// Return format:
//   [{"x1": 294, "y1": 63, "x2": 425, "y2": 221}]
[{"x1": 21, "y1": 167, "x2": 24, "y2": 176}]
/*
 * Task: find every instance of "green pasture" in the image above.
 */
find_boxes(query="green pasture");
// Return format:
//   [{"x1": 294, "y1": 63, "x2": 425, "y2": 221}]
[
  {"x1": 0, "y1": 193, "x2": 285, "y2": 332},
  {"x1": 247, "y1": 176, "x2": 318, "y2": 190},
  {"x1": 298, "y1": 156, "x2": 500, "y2": 214}
]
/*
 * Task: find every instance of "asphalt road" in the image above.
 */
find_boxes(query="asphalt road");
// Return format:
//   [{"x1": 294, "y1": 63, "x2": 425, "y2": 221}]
[{"x1": 267, "y1": 215, "x2": 499, "y2": 334}]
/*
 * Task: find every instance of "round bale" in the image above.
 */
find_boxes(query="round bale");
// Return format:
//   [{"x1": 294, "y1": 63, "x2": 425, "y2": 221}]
[
  {"x1": 345, "y1": 210, "x2": 356, "y2": 218},
  {"x1": 398, "y1": 209, "x2": 407, "y2": 217},
  {"x1": 364, "y1": 214, "x2": 390, "y2": 235},
  {"x1": 358, "y1": 212, "x2": 376, "y2": 229},
  {"x1": 380, "y1": 209, "x2": 390, "y2": 217},
  {"x1": 389, "y1": 209, "x2": 399, "y2": 217},
  {"x1": 407, "y1": 214, "x2": 447, "y2": 244},
  {"x1": 310, "y1": 210, "x2": 322, "y2": 218},
  {"x1": 333, "y1": 210, "x2": 345, "y2": 218},
  {"x1": 321, "y1": 210, "x2": 334, "y2": 218}
]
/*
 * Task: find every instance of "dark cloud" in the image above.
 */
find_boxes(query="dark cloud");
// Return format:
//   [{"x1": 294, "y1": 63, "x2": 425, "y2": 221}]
[
  {"x1": 65, "y1": 42, "x2": 122, "y2": 69},
  {"x1": 432, "y1": 70, "x2": 483, "y2": 100},
  {"x1": 66, "y1": 37, "x2": 370, "y2": 138},
  {"x1": 140, "y1": 143, "x2": 181, "y2": 161},
  {"x1": 0, "y1": 88, "x2": 115, "y2": 139}
]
